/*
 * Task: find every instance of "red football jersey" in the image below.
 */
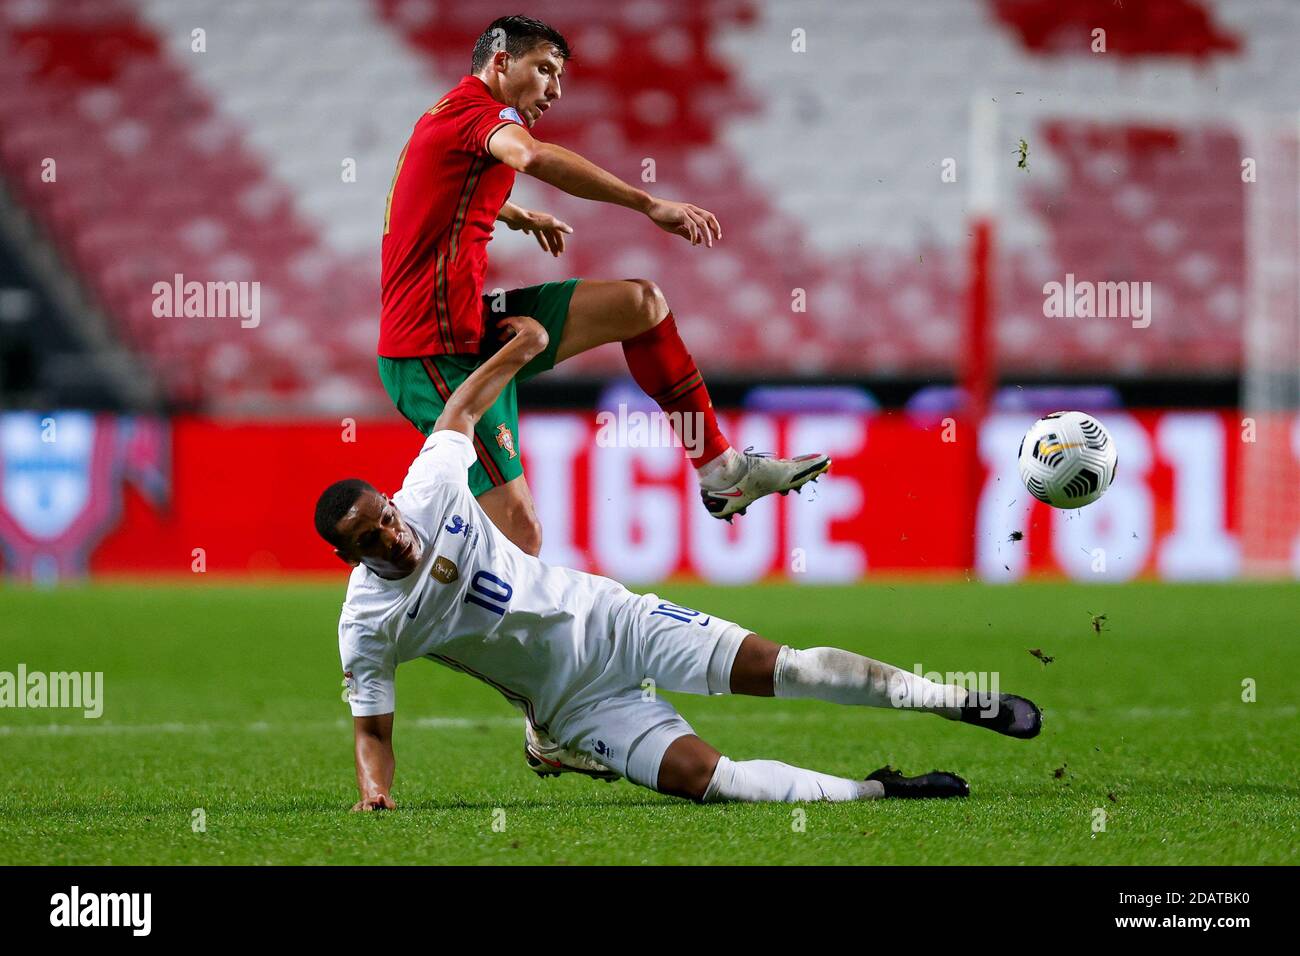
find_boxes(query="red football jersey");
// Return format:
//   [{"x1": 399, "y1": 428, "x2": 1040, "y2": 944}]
[{"x1": 379, "y1": 76, "x2": 524, "y2": 357}]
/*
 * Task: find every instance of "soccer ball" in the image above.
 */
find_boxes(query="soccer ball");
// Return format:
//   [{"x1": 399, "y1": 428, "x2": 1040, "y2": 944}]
[{"x1": 1017, "y1": 411, "x2": 1117, "y2": 509}]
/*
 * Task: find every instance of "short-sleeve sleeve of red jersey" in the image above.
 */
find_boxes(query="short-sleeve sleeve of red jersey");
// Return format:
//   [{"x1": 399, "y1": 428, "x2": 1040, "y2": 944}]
[{"x1": 460, "y1": 101, "x2": 525, "y2": 157}]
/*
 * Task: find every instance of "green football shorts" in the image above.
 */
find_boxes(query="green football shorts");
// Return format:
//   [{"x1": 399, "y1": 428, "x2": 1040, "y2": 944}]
[{"x1": 378, "y1": 278, "x2": 579, "y2": 497}]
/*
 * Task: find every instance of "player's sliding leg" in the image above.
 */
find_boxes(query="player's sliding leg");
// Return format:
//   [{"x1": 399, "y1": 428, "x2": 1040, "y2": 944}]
[
  {"x1": 656, "y1": 734, "x2": 968, "y2": 803},
  {"x1": 554, "y1": 279, "x2": 830, "y2": 522},
  {"x1": 731, "y1": 635, "x2": 1043, "y2": 739}
]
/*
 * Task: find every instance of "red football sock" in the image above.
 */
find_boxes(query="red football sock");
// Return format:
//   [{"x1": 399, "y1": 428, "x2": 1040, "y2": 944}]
[{"x1": 621, "y1": 313, "x2": 731, "y2": 468}]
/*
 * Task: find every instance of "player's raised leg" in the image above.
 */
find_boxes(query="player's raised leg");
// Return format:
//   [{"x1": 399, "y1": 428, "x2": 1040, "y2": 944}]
[{"x1": 554, "y1": 278, "x2": 831, "y2": 521}]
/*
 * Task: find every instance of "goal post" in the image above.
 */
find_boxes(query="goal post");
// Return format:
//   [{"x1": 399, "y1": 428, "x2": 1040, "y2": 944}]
[
  {"x1": 1239, "y1": 114, "x2": 1300, "y2": 576},
  {"x1": 962, "y1": 96, "x2": 1000, "y2": 572}
]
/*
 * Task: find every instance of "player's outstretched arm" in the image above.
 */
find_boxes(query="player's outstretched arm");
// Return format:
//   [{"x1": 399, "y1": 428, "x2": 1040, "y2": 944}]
[
  {"x1": 489, "y1": 124, "x2": 721, "y2": 246},
  {"x1": 432, "y1": 315, "x2": 548, "y2": 438},
  {"x1": 352, "y1": 713, "x2": 396, "y2": 811},
  {"x1": 496, "y1": 200, "x2": 573, "y2": 257}
]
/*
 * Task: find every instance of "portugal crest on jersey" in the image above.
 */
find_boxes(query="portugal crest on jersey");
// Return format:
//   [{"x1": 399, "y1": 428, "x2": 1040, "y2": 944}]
[{"x1": 495, "y1": 423, "x2": 517, "y2": 459}]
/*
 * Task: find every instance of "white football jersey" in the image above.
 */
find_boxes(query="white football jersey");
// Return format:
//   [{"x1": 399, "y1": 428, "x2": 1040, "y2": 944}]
[{"x1": 337, "y1": 430, "x2": 631, "y2": 731}]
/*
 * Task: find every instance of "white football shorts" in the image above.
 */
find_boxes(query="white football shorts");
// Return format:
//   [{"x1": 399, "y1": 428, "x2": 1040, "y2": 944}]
[{"x1": 550, "y1": 591, "x2": 750, "y2": 789}]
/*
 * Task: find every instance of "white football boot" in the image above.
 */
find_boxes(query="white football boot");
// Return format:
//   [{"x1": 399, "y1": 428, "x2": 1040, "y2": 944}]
[
  {"x1": 700, "y1": 449, "x2": 831, "y2": 521},
  {"x1": 524, "y1": 721, "x2": 621, "y2": 783}
]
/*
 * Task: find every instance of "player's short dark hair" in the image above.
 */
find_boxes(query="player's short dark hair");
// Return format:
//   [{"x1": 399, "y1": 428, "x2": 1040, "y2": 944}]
[
  {"x1": 314, "y1": 478, "x2": 375, "y2": 547},
  {"x1": 470, "y1": 15, "x2": 571, "y2": 74}
]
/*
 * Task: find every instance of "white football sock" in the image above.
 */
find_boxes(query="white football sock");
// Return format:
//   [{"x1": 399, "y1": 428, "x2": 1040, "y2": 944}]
[
  {"x1": 702, "y1": 755, "x2": 884, "y2": 803},
  {"x1": 697, "y1": 446, "x2": 745, "y2": 490},
  {"x1": 773, "y1": 646, "x2": 969, "y2": 719}
]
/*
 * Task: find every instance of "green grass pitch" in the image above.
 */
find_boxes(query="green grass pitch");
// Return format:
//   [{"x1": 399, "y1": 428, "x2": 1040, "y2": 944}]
[{"x1": 1, "y1": 580, "x2": 1296, "y2": 865}]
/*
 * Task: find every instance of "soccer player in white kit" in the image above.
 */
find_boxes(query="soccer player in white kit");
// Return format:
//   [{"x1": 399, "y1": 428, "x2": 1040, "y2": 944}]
[{"x1": 317, "y1": 316, "x2": 1043, "y2": 810}]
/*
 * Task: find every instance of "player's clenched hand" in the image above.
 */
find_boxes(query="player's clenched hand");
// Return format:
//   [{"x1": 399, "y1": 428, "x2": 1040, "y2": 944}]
[
  {"x1": 496, "y1": 314, "x2": 549, "y2": 358},
  {"x1": 508, "y1": 209, "x2": 573, "y2": 257},
  {"x1": 352, "y1": 792, "x2": 396, "y2": 812},
  {"x1": 646, "y1": 198, "x2": 722, "y2": 247}
]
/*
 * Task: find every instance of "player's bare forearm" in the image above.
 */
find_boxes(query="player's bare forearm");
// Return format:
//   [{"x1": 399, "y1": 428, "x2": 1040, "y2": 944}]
[
  {"x1": 433, "y1": 316, "x2": 548, "y2": 437},
  {"x1": 352, "y1": 714, "x2": 395, "y2": 811},
  {"x1": 490, "y1": 125, "x2": 720, "y2": 246},
  {"x1": 495, "y1": 200, "x2": 528, "y2": 228},
  {"x1": 529, "y1": 142, "x2": 652, "y2": 212},
  {"x1": 490, "y1": 124, "x2": 649, "y2": 212}
]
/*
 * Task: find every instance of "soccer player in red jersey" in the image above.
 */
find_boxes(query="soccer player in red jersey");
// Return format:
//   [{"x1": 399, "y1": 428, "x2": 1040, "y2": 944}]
[
  {"x1": 378, "y1": 14, "x2": 833, "y2": 781},
  {"x1": 380, "y1": 14, "x2": 830, "y2": 559}
]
